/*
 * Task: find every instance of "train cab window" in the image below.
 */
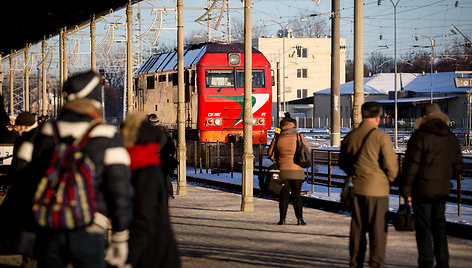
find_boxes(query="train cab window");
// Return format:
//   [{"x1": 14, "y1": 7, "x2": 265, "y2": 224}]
[
  {"x1": 205, "y1": 69, "x2": 234, "y2": 88},
  {"x1": 236, "y1": 69, "x2": 265, "y2": 88}
]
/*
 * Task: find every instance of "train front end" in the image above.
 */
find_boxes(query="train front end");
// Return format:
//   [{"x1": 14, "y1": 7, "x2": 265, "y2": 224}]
[{"x1": 197, "y1": 44, "x2": 272, "y2": 144}]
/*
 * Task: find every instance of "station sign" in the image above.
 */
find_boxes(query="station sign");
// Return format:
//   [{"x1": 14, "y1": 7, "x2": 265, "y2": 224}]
[{"x1": 454, "y1": 77, "x2": 472, "y2": 88}]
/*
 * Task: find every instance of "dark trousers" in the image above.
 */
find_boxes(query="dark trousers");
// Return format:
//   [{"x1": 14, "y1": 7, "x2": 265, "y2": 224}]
[
  {"x1": 36, "y1": 230, "x2": 106, "y2": 268},
  {"x1": 412, "y1": 200, "x2": 448, "y2": 268},
  {"x1": 349, "y1": 195, "x2": 388, "y2": 268},
  {"x1": 279, "y1": 180, "x2": 303, "y2": 220}
]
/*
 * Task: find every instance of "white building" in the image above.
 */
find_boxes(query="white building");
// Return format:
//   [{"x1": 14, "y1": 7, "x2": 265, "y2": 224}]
[{"x1": 253, "y1": 36, "x2": 346, "y2": 116}]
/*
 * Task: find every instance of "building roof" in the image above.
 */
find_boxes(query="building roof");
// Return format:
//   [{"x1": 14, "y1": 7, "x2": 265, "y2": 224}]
[{"x1": 314, "y1": 72, "x2": 468, "y2": 96}]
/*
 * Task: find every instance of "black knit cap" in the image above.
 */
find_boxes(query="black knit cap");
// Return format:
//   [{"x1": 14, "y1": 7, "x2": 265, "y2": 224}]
[
  {"x1": 361, "y1": 102, "x2": 382, "y2": 118},
  {"x1": 15, "y1": 111, "x2": 35, "y2": 126},
  {"x1": 63, "y1": 70, "x2": 101, "y2": 102}
]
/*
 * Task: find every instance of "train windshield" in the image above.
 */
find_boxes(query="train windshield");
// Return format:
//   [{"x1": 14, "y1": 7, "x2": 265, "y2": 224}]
[
  {"x1": 205, "y1": 69, "x2": 234, "y2": 88},
  {"x1": 236, "y1": 69, "x2": 265, "y2": 88}
]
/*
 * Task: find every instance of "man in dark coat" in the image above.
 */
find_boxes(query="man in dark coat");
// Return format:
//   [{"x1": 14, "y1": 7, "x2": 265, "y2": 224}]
[{"x1": 401, "y1": 103, "x2": 462, "y2": 268}]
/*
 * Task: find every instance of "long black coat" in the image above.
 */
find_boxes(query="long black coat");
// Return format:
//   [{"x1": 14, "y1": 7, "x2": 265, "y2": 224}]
[
  {"x1": 127, "y1": 164, "x2": 181, "y2": 268},
  {"x1": 401, "y1": 113, "x2": 462, "y2": 202}
]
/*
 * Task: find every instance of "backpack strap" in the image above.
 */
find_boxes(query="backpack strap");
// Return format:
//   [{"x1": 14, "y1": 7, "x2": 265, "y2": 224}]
[{"x1": 74, "y1": 120, "x2": 103, "y2": 148}]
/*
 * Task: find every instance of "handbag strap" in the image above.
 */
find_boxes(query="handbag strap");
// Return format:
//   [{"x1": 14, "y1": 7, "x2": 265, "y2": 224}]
[{"x1": 269, "y1": 134, "x2": 279, "y2": 159}]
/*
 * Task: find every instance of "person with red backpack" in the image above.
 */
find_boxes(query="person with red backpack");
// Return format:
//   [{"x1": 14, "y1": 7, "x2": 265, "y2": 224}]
[{"x1": 9, "y1": 71, "x2": 133, "y2": 268}]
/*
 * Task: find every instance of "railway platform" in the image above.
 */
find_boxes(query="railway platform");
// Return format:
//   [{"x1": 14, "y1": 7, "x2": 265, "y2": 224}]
[
  {"x1": 1, "y1": 181, "x2": 472, "y2": 267},
  {"x1": 171, "y1": 183, "x2": 472, "y2": 268}
]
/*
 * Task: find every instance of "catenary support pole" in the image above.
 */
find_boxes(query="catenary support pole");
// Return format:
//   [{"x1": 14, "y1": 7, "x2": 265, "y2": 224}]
[
  {"x1": 241, "y1": 0, "x2": 254, "y2": 212},
  {"x1": 24, "y1": 44, "x2": 30, "y2": 112},
  {"x1": 177, "y1": 0, "x2": 187, "y2": 195},
  {"x1": 91, "y1": 14, "x2": 97, "y2": 72},
  {"x1": 330, "y1": 0, "x2": 340, "y2": 146},
  {"x1": 126, "y1": 0, "x2": 133, "y2": 114},
  {"x1": 353, "y1": 0, "x2": 364, "y2": 128},
  {"x1": 9, "y1": 51, "x2": 14, "y2": 116},
  {"x1": 42, "y1": 37, "x2": 47, "y2": 116}
]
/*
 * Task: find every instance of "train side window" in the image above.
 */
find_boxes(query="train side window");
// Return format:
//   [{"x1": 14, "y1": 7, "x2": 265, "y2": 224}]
[
  {"x1": 168, "y1": 73, "x2": 178, "y2": 86},
  {"x1": 147, "y1": 76, "x2": 155, "y2": 89},
  {"x1": 159, "y1": 74, "x2": 166, "y2": 83},
  {"x1": 205, "y1": 69, "x2": 234, "y2": 88},
  {"x1": 191, "y1": 70, "x2": 196, "y2": 87}
]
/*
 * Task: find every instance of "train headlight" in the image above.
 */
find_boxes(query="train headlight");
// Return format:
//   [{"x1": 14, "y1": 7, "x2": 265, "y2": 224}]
[
  {"x1": 257, "y1": 118, "x2": 265, "y2": 126},
  {"x1": 206, "y1": 118, "x2": 214, "y2": 126},
  {"x1": 229, "y1": 54, "x2": 240, "y2": 65},
  {"x1": 214, "y1": 118, "x2": 222, "y2": 126}
]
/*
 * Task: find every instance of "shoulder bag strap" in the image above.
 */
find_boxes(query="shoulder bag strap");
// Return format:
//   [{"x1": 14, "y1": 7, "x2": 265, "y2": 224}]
[
  {"x1": 269, "y1": 134, "x2": 279, "y2": 159},
  {"x1": 353, "y1": 128, "x2": 376, "y2": 163}
]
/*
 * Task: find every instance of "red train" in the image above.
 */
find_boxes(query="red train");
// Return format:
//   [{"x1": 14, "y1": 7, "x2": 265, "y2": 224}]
[{"x1": 134, "y1": 42, "x2": 272, "y2": 144}]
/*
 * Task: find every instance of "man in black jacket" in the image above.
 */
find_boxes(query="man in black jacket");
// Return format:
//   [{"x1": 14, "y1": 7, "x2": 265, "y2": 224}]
[{"x1": 401, "y1": 103, "x2": 462, "y2": 268}]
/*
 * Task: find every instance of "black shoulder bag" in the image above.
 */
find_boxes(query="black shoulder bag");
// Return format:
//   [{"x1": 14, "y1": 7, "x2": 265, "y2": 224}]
[
  {"x1": 264, "y1": 136, "x2": 285, "y2": 195},
  {"x1": 394, "y1": 202, "x2": 415, "y2": 231},
  {"x1": 294, "y1": 133, "x2": 312, "y2": 168},
  {"x1": 340, "y1": 128, "x2": 375, "y2": 210}
]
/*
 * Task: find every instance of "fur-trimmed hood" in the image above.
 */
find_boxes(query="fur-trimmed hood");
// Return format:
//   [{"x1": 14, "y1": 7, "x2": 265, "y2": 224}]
[
  {"x1": 415, "y1": 112, "x2": 449, "y2": 129},
  {"x1": 121, "y1": 112, "x2": 148, "y2": 147},
  {"x1": 414, "y1": 112, "x2": 450, "y2": 136}
]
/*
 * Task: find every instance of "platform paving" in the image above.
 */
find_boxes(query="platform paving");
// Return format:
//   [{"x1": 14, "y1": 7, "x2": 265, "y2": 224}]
[{"x1": 170, "y1": 183, "x2": 472, "y2": 268}]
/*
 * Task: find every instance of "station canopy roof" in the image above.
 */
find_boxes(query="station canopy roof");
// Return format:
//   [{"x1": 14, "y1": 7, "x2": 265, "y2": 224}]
[{"x1": 1, "y1": 0, "x2": 142, "y2": 56}]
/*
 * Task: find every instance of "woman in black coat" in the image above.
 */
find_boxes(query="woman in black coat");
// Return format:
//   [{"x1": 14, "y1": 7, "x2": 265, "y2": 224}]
[{"x1": 121, "y1": 112, "x2": 181, "y2": 268}]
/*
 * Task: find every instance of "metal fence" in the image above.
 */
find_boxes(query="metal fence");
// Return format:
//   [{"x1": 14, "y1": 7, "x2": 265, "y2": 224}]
[{"x1": 185, "y1": 141, "x2": 471, "y2": 216}]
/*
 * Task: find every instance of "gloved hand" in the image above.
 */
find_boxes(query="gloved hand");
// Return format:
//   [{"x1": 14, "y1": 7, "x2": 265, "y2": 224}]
[{"x1": 105, "y1": 229, "x2": 129, "y2": 267}]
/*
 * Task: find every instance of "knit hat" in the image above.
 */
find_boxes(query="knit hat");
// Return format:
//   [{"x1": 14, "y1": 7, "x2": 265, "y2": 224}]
[
  {"x1": 15, "y1": 112, "x2": 35, "y2": 126},
  {"x1": 421, "y1": 103, "x2": 441, "y2": 116},
  {"x1": 63, "y1": 70, "x2": 101, "y2": 102}
]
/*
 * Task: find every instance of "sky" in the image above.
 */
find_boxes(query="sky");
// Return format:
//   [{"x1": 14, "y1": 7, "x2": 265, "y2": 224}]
[
  {"x1": 6, "y1": 0, "x2": 472, "y2": 74},
  {"x1": 133, "y1": 0, "x2": 472, "y2": 61}
]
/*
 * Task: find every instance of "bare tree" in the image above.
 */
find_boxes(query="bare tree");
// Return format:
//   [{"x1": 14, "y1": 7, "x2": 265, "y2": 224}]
[
  {"x1": 367, "y1": 53, "x2": 394, "y2": 74},
  {"x1": 231, "y1": 18, "x2": 267, "y2": 42},
  {"x1": 291, "y1": 12, "x2": 328, "y2": 37}
]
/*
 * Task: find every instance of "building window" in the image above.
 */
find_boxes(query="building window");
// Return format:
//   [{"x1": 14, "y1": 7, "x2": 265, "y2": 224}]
[
  {"x1": 297, "y1": 68, "x2": 308, "y2": 79},
  {"x1": 297, "y1": 47, "x2": 308, "y2": 58},
  {"x1": 297, "y1": 88, "x2": 307, "y2": 98}
]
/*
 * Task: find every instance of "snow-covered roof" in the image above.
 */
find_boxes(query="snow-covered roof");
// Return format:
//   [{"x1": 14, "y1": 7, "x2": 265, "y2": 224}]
[{"x1": 314, "y1": 72, "x2": 468, "y2": 95}]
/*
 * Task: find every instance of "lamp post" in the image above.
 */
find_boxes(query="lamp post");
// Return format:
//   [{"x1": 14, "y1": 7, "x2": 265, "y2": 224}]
[
  {"x1": 413, "y1": 34, "x2": 450, "y2": 104},
  {"x1": 261, "y1": 18, "x2": 307, "y2": 115},
  {"x1": 388, "y1": 0, "x2": 400, "y2": 148}
]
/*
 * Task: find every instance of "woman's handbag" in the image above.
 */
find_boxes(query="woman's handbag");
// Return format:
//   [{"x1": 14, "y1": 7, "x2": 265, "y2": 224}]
[
  {"x1": 294, "y1": 133, "x2": 311, "y2": 168},
  {"x1": 394, "y1": 203, "x2": 415, "y2": 231},
  {"x1": 265, "y1": 164, "x2": 285, "y2": 195}
]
